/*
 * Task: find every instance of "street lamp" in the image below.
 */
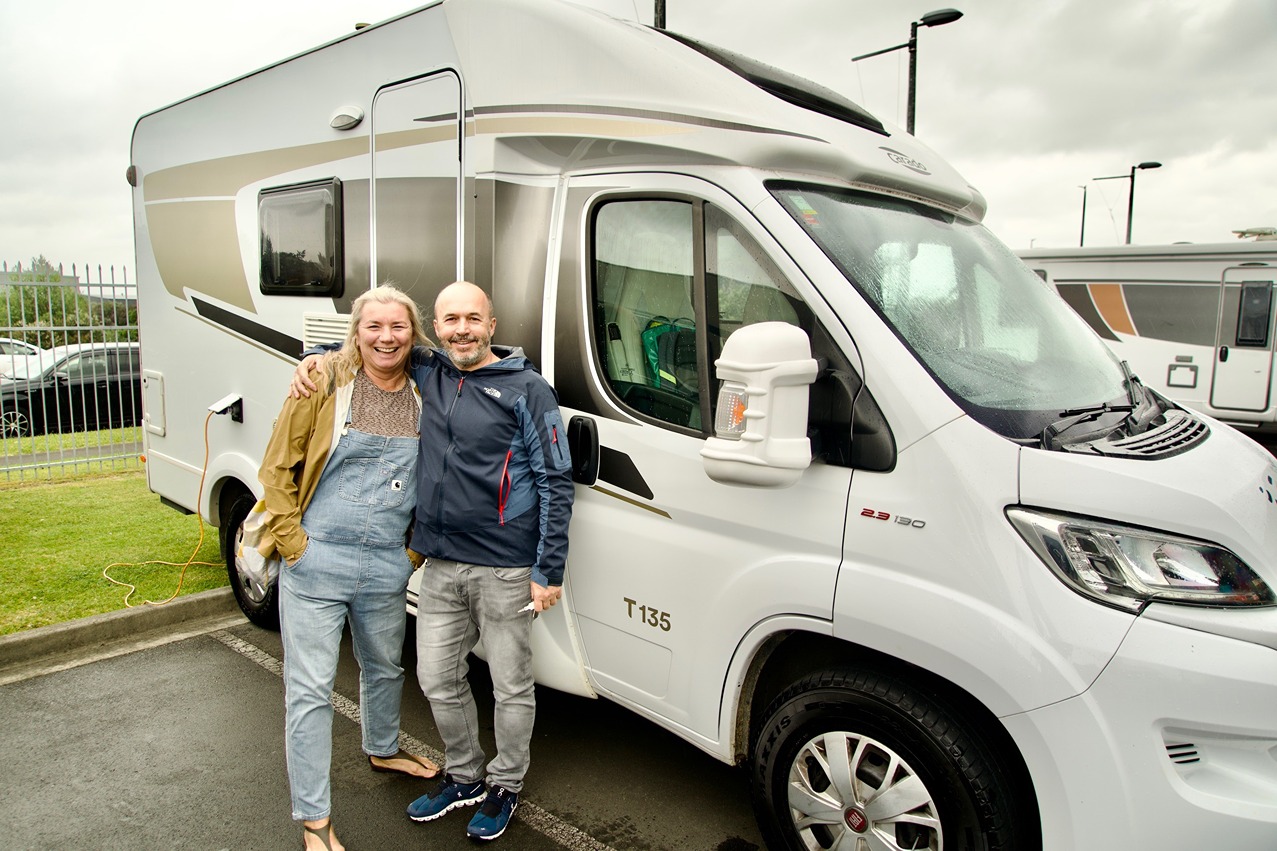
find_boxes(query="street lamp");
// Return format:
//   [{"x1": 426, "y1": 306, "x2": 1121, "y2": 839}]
[
  {"x1": 1078, "y1": 185, "x2": 1087, "y2": 247},
  {"x1": 851, "y1": 8, "x2": 963, "y2": 135},
  {"x1": 1093, "y1": 161, "x2": 1162, "y2": 245}
]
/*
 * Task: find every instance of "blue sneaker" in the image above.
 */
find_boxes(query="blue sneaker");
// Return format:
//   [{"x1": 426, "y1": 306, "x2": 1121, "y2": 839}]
[
  {"x1": 466, "y1": 785, "x2": 519, "y2": 841},
  {"x1": 406, "y1": 773, "x2": 486, "y2": 822}
]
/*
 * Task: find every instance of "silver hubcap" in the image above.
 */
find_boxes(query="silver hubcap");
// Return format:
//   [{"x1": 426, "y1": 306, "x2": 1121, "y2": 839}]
[
  {"x1": 1, "y1": 410, "x2": 28, "y2": 437},
  {"x1": 787, "y1": 731, "x2": 942, "y2": 850}
]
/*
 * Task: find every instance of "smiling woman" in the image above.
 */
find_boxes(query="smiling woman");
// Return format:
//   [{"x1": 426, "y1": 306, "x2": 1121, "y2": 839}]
[{"x1": 249, "y1": 284, "x2": 437, "y2": 849}]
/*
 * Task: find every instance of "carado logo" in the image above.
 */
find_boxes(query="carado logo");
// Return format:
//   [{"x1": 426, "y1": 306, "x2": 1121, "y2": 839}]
[{"x1": 880, "y1": 147, "x2": 930, "y2": 175}]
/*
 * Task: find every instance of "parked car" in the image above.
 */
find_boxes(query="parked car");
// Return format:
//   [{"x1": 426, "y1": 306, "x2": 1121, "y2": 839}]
[
  {"x1": 0, "y1": 338, "x2": 42, "y2": 357},
  {"x1": 0, "y1": 337, "x2": 48, "y2": 376},
  {"x1": 0, "y1": 342, "x2": 141, "y2": 437}
]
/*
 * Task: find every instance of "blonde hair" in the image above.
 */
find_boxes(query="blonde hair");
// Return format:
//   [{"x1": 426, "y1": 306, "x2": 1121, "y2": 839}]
[{"x1": 325, "y1": 284, "x2": 432, "y2": 388}]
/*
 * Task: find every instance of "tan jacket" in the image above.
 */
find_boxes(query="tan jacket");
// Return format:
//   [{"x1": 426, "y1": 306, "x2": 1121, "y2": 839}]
[{"x1": 255, "y1": 367, "x2": 356, "y2": 563}]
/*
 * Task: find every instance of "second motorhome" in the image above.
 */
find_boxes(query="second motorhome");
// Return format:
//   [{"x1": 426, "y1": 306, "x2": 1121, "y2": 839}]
[
  {"x1": 130, "y1": 1, "x2": 1277, "y2": 848},
  {"x1": 1020, "y1": 241, "x2": 1277, "y2": 435}
]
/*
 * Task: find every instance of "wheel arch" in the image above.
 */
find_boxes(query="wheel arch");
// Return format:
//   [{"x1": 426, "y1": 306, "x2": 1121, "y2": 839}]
[
  {"x1": 730, "y1": 627, "x2": 1042, "y2": 835},
  {"x1": 209, "y1": 472, "x2": 260, "y2": 530}
]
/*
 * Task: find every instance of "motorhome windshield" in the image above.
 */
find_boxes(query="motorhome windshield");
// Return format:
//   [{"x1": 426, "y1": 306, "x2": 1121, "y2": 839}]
[{"x1": 771, "y1": 183, "x2": 1129, "y2": 439}]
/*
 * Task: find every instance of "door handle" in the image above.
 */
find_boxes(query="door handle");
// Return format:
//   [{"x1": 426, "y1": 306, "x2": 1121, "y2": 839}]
[
  {"x1": 1219, "y1": 345, "x2": 1229, "y2": 363},
  {"x1": 567, "y1": 415, "x2": 599, "y2": 486}
]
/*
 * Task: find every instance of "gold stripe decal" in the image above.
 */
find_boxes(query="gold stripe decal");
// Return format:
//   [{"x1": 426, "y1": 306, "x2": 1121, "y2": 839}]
[
  {"x1": 1087, "y1": 283, "x2": 1137, "y2": 337},
  {"x1": 590, "y1": 484, "x2": 671, "y2": 519}
]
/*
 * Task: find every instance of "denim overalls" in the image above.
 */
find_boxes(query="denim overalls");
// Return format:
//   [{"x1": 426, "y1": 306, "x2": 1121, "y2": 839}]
[{"x1": 279, "y1": 421, "x2": 418, "y2": 822}]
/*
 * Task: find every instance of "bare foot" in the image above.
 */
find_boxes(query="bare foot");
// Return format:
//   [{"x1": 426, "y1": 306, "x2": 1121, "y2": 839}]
[{"x1": 369, "y1": 749, "x2": 440, "y2": 779}]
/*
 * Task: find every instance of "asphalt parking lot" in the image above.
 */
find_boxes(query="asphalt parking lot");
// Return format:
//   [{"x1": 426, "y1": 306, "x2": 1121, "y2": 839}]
[{"x1": 0, "y1": 591, "x2": 765, "y2": 850}]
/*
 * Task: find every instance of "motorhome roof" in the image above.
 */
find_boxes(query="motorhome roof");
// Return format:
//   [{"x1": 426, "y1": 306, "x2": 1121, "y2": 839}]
[
  {"x1": 1018, "y1": 242, "x2": 1277, "y2": 263},
  {"x1": 132, "y1": 0, "x2": 984, "y2": 219}
]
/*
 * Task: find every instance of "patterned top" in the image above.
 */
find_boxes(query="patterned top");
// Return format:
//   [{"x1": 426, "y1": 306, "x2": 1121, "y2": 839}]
[{"x1": 351, "y1": 369, "x2": 418, "y2": 437}]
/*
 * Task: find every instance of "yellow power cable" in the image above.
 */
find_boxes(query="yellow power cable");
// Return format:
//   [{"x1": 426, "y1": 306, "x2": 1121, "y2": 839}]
[{"x1": 102, "y1": 409, "x2": 223, "y2": 607}]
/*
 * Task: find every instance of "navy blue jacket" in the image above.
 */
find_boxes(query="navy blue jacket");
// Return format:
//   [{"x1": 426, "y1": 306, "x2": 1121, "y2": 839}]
[{"x1": 407, "y1": 345, "x2": 573, "y2": 586}]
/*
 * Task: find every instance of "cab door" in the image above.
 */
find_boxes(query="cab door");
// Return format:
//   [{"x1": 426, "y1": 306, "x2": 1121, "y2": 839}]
[
  {"x1": 1211, "y1": 268, "x2": 1275, "y2": 412},
  {"x1": 550, "y1": 174, "x2": 854, "y2": 742}
]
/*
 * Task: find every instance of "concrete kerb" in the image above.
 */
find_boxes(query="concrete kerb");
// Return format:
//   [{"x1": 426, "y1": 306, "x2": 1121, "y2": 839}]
[{"x1": 0, "y1": 587, "x2": 243, "y2": 675}]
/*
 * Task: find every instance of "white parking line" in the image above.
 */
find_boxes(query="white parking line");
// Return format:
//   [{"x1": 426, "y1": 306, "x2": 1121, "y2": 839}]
[{"x1": 211, "y1": 629, "x2": 618, "y2": 851}]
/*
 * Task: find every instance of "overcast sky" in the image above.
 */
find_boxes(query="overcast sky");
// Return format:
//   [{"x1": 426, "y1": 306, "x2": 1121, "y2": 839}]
[{"x1": 1, "y1": 0, "x2": 1273, "y2": 273}]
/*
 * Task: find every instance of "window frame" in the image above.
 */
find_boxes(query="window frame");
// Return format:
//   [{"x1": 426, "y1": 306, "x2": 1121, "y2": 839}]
[
  {"x1": 586, "y1": 192, "x2": 831, "y2": 441},
  {"x1": 1235, "y1": 280, "x2": 1273, "y2": 348},
  {"x1": 588, "y1": 193, "x2": 707, "y2": 437},
  {"x1": 258, "y1": 177, "x2": 344, "y2": 297}
]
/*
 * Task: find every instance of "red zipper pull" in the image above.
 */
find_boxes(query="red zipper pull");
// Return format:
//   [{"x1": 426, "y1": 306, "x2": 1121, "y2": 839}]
[{"x1": 498, "y1": 450, "x2": 513, "y2": 526}]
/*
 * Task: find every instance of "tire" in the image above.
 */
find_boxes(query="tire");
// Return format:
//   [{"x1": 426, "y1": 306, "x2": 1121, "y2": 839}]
[
  {"x1": 222, "y1": 490, "x2": 280, "y2": 630},
  {"x1": 0, "y1": 404, "x2": 33, "y2": 437},
  {"x1": 751, "y1": 668, "x2": 1033, "y2": 851}
]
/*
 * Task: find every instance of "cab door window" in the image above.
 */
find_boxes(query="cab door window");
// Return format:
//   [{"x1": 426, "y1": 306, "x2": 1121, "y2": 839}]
[{"x1": 591, "y1": 197, "x2": 812, "y2": 435}]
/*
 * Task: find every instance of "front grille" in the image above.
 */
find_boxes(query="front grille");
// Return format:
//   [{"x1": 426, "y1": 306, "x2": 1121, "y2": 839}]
[
  {"x1": 1073, "y1": 410, "x2": 1210, "y2": 459},
  {"x1": 1165, "y1": 742, "x2": 1200, "y2": 765}
]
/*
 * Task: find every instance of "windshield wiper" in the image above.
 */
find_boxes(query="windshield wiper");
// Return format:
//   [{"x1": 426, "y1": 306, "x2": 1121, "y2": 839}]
[
  {"x1": 1042, "y1": 402, "x2": 1135, "y2": 450},
  {"x1": 1119, "y1": 359, "x2": 1139, "y2": 404}
]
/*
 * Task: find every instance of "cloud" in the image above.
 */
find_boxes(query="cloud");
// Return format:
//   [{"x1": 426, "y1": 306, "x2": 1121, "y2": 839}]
[{"x1": 2, "y1": 0, "x2": 1274, "y2": 262}]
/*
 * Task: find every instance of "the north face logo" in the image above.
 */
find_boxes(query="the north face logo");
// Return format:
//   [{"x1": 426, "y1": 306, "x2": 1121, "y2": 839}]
[{"x1": 483, "y1": 386, "x2": 502, "y2": 399}]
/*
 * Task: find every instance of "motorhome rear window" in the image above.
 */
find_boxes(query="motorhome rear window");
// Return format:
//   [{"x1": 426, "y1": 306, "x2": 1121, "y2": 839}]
[
  {"x1": 1236, "y1": 281, "x2": 1273, "y2": 347},
  {"x1": 258, "y1": 178, "x2": 344, "y2": 296}
]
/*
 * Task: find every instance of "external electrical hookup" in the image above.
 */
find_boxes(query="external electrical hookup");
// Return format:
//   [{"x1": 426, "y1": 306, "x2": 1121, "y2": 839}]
[{"x1": 208, "y1": 393, "x2": 244, "y2": 423}]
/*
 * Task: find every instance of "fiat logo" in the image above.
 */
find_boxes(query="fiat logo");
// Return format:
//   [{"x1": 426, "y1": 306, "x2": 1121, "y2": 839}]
[{"x1": 845, "y1": 807, "x2": 868, "y2": 833}]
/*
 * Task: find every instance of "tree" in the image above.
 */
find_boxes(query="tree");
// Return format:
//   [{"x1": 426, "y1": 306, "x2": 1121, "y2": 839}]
[{"x1": 2, "y1": 256, "x2": 135, "y2": 349}]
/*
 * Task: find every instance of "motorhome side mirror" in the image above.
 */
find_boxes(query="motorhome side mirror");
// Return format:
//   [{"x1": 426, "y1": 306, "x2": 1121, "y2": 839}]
[{"x1": 700, "y1": 321, "x2": 817, "y2": 487}]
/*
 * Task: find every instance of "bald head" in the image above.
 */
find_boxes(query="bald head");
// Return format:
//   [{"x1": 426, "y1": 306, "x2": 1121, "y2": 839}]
[
  {"x1": 435, "y1": 281, "x2": 492, "y2": 319},
  {"x1": 434, "y1": 281, "x2": 498, "y2": 370}
]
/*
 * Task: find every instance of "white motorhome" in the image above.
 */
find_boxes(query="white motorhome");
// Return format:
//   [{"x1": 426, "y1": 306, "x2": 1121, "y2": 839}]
[
  {"x1": 129, "y1": 1, "x2": 1277, "y2": 848},
  {"x1": 1020, "y1": 241, "x2": 1277, "y2": 435}
]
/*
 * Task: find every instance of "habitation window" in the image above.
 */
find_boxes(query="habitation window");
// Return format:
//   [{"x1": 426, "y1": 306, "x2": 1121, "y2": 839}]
[
  {"x1": 259, "y1": 178, "x2": 343, "y2": 296},
  {"x1": 1235, "y1": 281, "x2": 1273, "y2": 347}
]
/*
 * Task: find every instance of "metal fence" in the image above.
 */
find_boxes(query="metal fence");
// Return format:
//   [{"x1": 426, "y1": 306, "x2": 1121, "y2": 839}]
[{"x1": 1, "y1": 261, "x2": 141, "y2": 482}]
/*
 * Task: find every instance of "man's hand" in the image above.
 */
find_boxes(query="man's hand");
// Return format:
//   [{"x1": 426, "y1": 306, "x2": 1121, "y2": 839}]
[
  {"x1": 290, "y1": 354, "x2": 324, "y2": 398},
  {"x1": 530, "y1": 581, "x2": 562, "y2": 613}
]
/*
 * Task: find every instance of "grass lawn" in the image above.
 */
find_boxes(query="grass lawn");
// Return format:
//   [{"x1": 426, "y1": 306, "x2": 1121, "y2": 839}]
[{"x1": 0, "y1": 469, "x2": 228, "y2": 635}]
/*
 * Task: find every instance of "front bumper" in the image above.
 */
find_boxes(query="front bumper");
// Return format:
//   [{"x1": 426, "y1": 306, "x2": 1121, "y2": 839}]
[{"x1": 1004, "y1": 611, "x2": 1277, "y2": 850}]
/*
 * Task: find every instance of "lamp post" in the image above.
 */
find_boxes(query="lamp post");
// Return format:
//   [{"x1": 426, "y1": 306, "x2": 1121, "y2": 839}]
[
  {"x1": 1078, "y1": 185, "x2": 1087, "y2": 247},
  {"x1": 852, "y1": 8, "x2": 963, "y2": 135},
  {"x1": 1093, "y1": 161, "x2": 1162, "y2": 245}
]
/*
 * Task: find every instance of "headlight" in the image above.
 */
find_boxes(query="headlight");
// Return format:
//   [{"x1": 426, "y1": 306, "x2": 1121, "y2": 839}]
[{"x1": 1007, "y1": 508, "x2": 1274, "y2": 613}]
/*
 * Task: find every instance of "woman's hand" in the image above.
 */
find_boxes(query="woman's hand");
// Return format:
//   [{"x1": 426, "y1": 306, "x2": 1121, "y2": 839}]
[{"x1": 286, "y1": 539, "x2": 309, "y2": 566}]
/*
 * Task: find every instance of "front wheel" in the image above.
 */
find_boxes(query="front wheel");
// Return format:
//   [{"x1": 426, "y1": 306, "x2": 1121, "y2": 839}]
[
  {"x1": 0, "y1": 404, "x2": 33, "y2": 437},
  {"x1": 222, "y1": 490, "x2": 280, "y2": 630},
  {"x1": 751, "y1": 668, "x2": 1035, "y2": 851}
]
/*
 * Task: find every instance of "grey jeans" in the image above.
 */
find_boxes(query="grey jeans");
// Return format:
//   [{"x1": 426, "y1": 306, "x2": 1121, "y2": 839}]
[{"x1": 416, "y1": 559, "x2": 536, "y2": 792}]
